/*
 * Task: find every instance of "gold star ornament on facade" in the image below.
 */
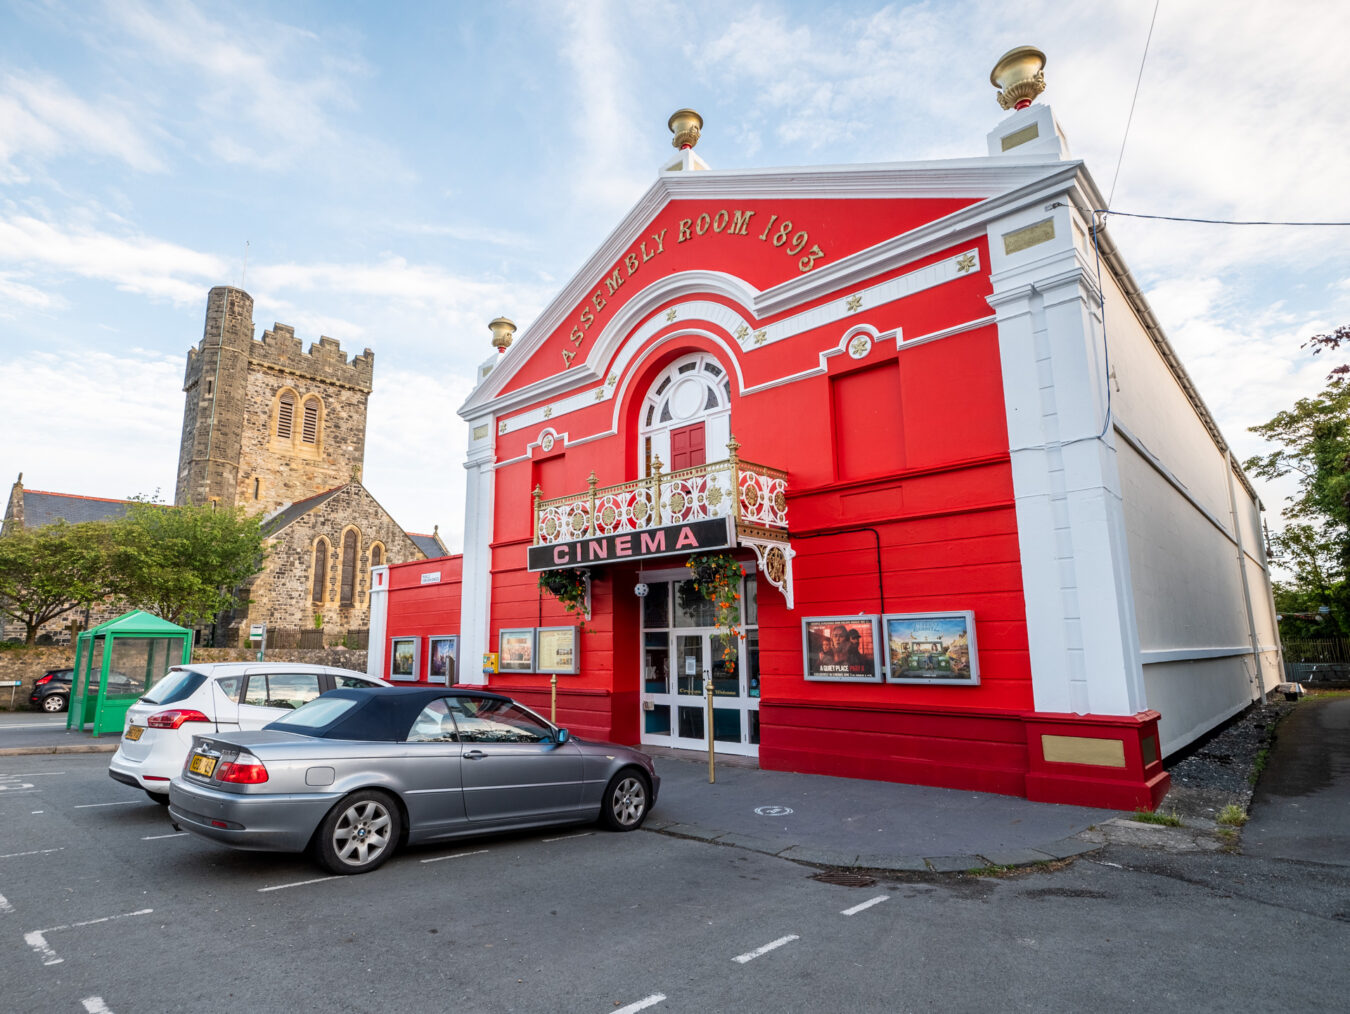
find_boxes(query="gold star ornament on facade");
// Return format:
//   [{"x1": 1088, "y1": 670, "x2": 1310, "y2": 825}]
[
  {"x1": 735, "y1": 324, "x2": 750, "y2": 341},
  {"x1": 753, "y1": 330, "x2": 767, "y2": 345},
  {"x1": 846, "y1": 294, "x2": 863, "y2": 312},
  {"x1": 665, "y1": 308, "x2": 677, "y2": 322},
  {"x1": 956, "y1": 253, "x2": 976, "y2": 273}
]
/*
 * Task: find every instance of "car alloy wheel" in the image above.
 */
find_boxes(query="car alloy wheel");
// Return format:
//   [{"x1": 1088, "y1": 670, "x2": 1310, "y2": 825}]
[
  {"x1": 602, "y1": 771, "x2": 649, "y2": 831},
  {"x1": 314, "y1": 790, "x2": 401, "y2": 874},
  {"x1": 41, "y1": 694, "x2": 67, "y2": 713}
]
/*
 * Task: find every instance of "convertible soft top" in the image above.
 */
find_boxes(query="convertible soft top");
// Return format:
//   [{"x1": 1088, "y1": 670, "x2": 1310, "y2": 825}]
[{"x1": 266, "y1": 686, "x2": 512, "y2": 742}]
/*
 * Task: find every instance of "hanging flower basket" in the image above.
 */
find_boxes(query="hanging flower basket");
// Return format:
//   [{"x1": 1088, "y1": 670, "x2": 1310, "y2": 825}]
[
  {"x1": 538, "y1": 567, "x2": 590, "y2": 628},
  {"x1": 680, "y1": 552, "x2": 745, "y2": 664}
]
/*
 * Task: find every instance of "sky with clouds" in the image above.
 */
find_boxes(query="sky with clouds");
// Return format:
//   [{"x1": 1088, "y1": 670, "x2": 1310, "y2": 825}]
[{"x1": 2, "y1": 0, "x2": 1348, "y2": 556}]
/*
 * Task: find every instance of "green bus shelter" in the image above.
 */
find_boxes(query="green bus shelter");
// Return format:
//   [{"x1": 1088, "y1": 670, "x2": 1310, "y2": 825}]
[{"x1": 67, "y1": 610, "x2": 193, "y2": 737}]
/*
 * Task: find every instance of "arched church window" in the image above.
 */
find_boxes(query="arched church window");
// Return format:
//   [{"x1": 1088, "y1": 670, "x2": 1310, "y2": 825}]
[
  {"x1": 340, "y1": 529, "x2": 358, "y2": 606},
  {"x1": 277, "y1": 392, "x2": 295, "y2": 440},
  {"x1": 301, "y1": 397, "x2": 320, "y2": 445},
  {"x1": 370, "y1": 543, "x2": 384, "y2": 569},
  {"x1": 312, "y1": 537, "x2": 329, "y2": 604}
]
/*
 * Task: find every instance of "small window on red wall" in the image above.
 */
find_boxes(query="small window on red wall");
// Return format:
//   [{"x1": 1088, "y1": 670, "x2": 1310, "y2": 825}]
[{"x1": 831, "y1": 364, "x2": 904, "y2": 480}]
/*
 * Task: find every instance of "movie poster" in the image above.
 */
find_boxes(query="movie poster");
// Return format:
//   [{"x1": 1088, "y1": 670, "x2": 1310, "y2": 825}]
[
  {"x1": 802, "y1": 616, "x2": 882, "y2": 682},
  {"x1": 536, "y1": 627, "x2": 578, "y2": 674},
  {"x1": 390, "y1": 637, "x2": 419, "y2": 680},
  {"x1": 883, "y1": 612, "x2": 979, "y2": 684}
]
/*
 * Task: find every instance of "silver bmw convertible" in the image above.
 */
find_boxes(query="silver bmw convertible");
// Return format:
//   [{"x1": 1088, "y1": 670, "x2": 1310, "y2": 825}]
[{"x1": 168, "y1": 686, "x2": 658, "y2": 874}]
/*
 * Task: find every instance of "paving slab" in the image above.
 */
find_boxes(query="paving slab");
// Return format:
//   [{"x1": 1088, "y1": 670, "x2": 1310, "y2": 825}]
[{"x1": 977, "y1": 847, "x2": 1058, "y2": 867}]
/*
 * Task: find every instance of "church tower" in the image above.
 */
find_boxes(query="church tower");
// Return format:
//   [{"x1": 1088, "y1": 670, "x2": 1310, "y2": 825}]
[{"x1": 174, "y1": 286, "x2": 375, "y2": 516}]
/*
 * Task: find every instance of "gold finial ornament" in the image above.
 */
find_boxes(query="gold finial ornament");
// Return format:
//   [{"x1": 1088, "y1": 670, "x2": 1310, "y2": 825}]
[
  {"x1": 990, "y1": 46, "x2": 1047, "y2": 111},
  {"x1": 488, "y1": 316, "x2": 517, "y2": 353},
  {"x1": 668, "y1": 108, "x2": 703, "y2": 149}
]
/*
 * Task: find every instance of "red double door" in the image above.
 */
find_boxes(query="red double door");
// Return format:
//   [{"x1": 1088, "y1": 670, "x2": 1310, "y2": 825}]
[{"x1": 668, "y1": 423, "x2": 706, "y2": 471}]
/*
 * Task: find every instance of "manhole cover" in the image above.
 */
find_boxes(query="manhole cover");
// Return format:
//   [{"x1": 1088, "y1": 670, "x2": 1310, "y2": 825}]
[
  {"x1": 810, "y1": 871, "x2": 877, "y2": 888},
  {"x1": 754, "y1": 805, "x2": 794, "y2": 817}
]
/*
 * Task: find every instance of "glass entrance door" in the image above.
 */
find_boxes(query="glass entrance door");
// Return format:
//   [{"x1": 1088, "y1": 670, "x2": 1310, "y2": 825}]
[{"x1": 640, "y1": 575, "x2": 759, "y2": 757}]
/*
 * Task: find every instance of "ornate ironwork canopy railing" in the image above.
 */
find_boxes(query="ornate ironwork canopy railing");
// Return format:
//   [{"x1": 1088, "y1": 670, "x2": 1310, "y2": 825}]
[{"x1": 532, "y1": 438, "x2": 788, "y2": 546}]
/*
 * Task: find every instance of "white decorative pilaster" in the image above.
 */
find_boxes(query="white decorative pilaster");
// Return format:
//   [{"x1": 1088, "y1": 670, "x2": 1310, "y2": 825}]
[
  {"x1": 458, "y1": 426, "x2": 497, "y2": 686},
  {"x1": 366, "y1": 565, "x2": 389, "y2": 679},
  {"x1": 988, "y1": 198, "x2": 1146, "y2": 717}
]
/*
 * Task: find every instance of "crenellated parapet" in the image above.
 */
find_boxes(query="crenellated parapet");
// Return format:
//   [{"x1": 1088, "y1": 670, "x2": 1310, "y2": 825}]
[{"x1": 250, "y1": 324, "x2": 375, "y2": 393}]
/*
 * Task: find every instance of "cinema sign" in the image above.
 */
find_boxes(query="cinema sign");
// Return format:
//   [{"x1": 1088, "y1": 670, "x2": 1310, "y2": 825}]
[{"x1": 528, "y1": 517, "x2": 732, "y2": 572}]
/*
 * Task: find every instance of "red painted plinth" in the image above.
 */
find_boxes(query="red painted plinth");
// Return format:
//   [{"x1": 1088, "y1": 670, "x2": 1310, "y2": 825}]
[
  {"x1": 758, "y1": 701, "x2": 1170, "y2": 811},
  {"x1": 1023, "y1": 710, "x2": 1170, "y2": 811}
]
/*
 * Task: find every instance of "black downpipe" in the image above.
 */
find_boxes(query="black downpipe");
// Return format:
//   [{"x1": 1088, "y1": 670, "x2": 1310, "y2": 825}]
[{"x1": 788, "y1": 526, "x2": 885, "y2": 614}]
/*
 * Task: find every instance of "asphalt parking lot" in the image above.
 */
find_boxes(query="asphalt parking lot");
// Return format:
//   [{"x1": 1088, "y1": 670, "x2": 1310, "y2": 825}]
[{"x1": 3, "y1": 752, "x2": 1347, "y2": 1013}]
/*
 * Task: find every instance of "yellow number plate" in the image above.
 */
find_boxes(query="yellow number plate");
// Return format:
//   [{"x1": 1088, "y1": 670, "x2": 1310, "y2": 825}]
[
  {"x1": 189, "y1": 754, "x2": 217, "y2": 777},
  {"x1": 124, "y1": 726, "x2": 143, "y2": 741}
]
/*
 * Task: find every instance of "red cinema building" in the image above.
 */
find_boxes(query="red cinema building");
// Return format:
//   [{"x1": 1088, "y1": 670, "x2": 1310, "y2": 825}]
[{"x1": 369, "y1": 51, "x2": 1281, "y2": 810}]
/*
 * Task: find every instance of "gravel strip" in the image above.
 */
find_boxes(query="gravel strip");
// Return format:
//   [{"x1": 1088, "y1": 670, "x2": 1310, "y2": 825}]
[{"x1": 1160, "y1": 698, "x2": 1296, "y2": 823}]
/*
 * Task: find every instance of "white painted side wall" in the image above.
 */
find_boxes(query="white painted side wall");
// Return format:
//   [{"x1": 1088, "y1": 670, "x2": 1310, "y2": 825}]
[{"x1": 1100, "y1": 259, "x2": 1280, "y2": 754}]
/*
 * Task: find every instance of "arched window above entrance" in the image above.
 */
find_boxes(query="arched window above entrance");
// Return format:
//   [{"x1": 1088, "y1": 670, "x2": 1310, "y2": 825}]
[{"x1": 639, "y1": 353, "x2": 732, "y2": 476}]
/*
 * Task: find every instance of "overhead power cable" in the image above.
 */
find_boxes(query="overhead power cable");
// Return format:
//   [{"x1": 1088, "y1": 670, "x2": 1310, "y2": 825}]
[
  {"x1": 1107, "y1": 0, "x2": 1162, "y2": 207},
  {"x1": 1093, "y1": 210, "x2": 1350, "y2": 227}
]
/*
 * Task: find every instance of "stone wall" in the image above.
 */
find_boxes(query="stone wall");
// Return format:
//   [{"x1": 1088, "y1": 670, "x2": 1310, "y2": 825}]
[{"x1": 0, "y1": 645, "x2": 369, "y2": 709}]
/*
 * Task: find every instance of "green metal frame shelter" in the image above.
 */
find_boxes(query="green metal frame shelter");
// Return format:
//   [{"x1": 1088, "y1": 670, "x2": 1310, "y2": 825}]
[{"x1": 67, "y1": 610, "x2": 192, "y2": 737}]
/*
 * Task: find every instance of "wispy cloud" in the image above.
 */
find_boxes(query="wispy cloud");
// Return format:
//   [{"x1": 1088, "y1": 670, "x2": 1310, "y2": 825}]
[
  {"x1": 0, "y1": 71, "x2": 165, "y2": 181},
  {"x1": 0, "y1": 212, "x2": 225, "y2": 304}
]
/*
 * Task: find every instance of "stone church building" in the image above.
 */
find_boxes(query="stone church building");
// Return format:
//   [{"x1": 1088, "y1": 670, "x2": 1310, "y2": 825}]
[
  {"x1": 176, "y1": 286, "x2": 443, "y2": 645},
  {"x1": 3, "y1": 286, "x2": 443, "y2": 645}
]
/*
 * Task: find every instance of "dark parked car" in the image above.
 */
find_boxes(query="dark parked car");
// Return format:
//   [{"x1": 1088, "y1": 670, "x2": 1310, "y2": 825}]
[
  {"x1": 30, "y1": 669, "x2": 135, "y2": 713},
  {"x1": 169, "y1": 687, "x2": 659, "y2": 874}
]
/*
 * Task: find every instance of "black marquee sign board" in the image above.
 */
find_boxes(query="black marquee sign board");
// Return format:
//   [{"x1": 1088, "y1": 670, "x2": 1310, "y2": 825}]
[{"x1": 528, "y1": 517, "x2": 732, "y2": 572}]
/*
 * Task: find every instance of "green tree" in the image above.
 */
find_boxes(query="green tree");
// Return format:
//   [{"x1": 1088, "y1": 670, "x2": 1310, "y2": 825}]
[
  {"x1": 110, "y1": 500, "x2": 265, "y2": 626},
  {"x1": 0, "y1": 522, "x2": 118, "y2": 645},
  {"x1": 1246, "y1": 379, "x2": 1350, "y2": 641}
]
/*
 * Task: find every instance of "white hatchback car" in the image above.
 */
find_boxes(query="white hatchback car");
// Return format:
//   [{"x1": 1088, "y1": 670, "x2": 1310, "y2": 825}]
[{"x1": 110, "y1": 662, "x2": 389, "y2": 804}]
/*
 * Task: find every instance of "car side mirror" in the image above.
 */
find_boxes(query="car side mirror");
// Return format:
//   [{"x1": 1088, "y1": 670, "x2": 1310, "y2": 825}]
[{"x1": 555, "y1": 728, "x2": 570, "y2": 745}]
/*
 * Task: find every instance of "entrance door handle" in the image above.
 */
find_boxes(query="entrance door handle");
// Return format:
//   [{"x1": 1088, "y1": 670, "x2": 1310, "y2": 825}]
[{"x1": 463, "y1": 749, "x2": 486, "y2": 760}]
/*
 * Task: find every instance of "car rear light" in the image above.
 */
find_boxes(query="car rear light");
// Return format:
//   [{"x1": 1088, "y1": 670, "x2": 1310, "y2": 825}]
[
  {"x1": 215, "y1": 752, "x2": 268, "y2": 784},
  {"x1": 148, "y1": 709, "x2": 211, "y2": 730},
  {"x1": 144, "y1": 775, "x2": 170, "y2": 782},
  {"x1": 35, "y1": 674, "x2": 54, "y2": 685}
]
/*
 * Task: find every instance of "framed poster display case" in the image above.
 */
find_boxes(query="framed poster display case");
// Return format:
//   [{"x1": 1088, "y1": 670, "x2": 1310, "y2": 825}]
[
  {"x1": 389, "y1": 637, "x2": 420, "y2": 681},
  {"x1": 882, "y1": 611, "x2": 979, "y2": 685},
  {"x1": 802, "y1": 616, "x2": 883, "y2": 682},
  {"x1": 536, "y1": 626, "x2": 579, "y2": 675},
  {"x1": 498, "y1": 629, "x2": 537, "y2": 673},
  {"x1": 427, "y1": 635, "x2": 459, "y2": 685}
]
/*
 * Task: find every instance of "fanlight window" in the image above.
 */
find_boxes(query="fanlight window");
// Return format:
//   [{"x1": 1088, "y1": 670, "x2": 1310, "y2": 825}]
[{"x1": 640, "y1": 353, "x2": 731, "y2": 433}]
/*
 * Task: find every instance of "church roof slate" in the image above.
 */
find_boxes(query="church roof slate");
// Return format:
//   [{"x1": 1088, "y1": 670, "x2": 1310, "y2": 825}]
[
  {"x1": 21, "y1": 490, "x2": 134, "y2": 527},
  {"x1": 261, "y1": 483, "x2": 348, "y2": 536}
]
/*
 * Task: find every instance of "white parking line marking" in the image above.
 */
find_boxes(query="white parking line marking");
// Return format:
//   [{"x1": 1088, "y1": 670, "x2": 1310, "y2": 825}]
[
  {"x1": 24, "y1": 909, "x2": 153, "y2": 965},
  {"x1": 841, "y1": 895, "x2": 889, "y2": 916},
  {"x1": 733, "y1": 934, "x2": 799, "y2": 964},
  {"x1": 72, "y1": 800, "x2": 140, "y2": 809},
  {"x1": 141, "y1": 833, "x2": 189, "y2": 841},
  {"x1": 421, "y1": 849, "x2": 490, "y2": 863},
  {"x1": 613, "y1": 994, "x2": 666, "y2": 1014},
  {"x1": 82, "y1": 998, "x2": 114, "y2": 1014},
  {"x1": 257, "y1": 876, "x2": 340, "y2": 893},
  {"x1": 0, "y1": 848, "x2": 63, "y2": 859},
  {"x1": 542, "y1": 832, "x2": 593, "y2": 843},
  {"x1": 4, "y1": 771, "x2": 67, "y2": 776},
  {"x1": 30, "y1": 811, "x2": 44, "y2": 814},
  {"x1": 0, "y1": 892, "x2": 13, "y2": 914}
]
